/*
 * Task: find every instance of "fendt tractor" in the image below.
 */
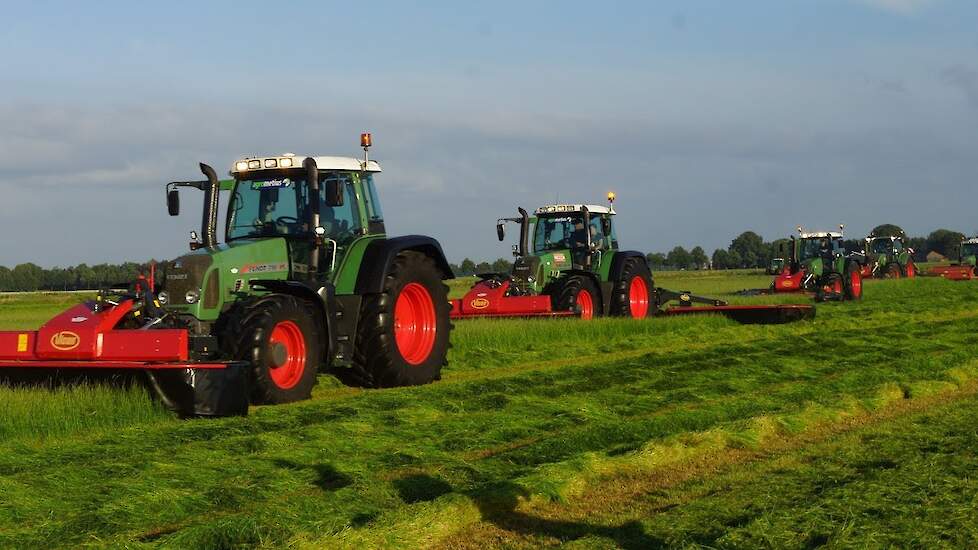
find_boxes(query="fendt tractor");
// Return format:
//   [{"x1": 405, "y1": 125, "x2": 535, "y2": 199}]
[
  {"x1": 772, "y1": 225, "x2": 865, "y2": 301},
  {"x1": 451, "y1": 194, "x2": 813, "y2": 324},
  {"x1": 861, "y1": 232, "x2": 917, "y2": 279},
  {"x1": 929, "y1": 237, "x2": 978, "y2": 280},
  {"x1": 0, "y1": 135, "x2": 454, "y2": 416}
]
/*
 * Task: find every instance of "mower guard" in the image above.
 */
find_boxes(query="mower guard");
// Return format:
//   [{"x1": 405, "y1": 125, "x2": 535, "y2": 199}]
[
  {"x1": 0, "y1": 300, "x2": 249, "y2": 416},
  {"x1": 451, "y1": 278, "x2": 814, "y2": 325},
  {"x1": 927, "y1": 264, "x2": 975, "y2": 281}
]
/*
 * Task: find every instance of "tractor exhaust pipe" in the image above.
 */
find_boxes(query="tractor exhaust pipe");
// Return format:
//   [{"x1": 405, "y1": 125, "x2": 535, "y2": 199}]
[
  {"x1": 305, "y1": 157, "x2": 321, "y2": 277},
  {"x1": 199, "y1": 163, "x2": 219, "y2": 248},
  {"x1": 517, "y1": 207, "x2": 529, "y2": 257}
]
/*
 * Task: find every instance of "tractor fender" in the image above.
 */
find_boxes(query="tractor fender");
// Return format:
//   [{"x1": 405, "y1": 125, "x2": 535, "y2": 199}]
[
  {"x1": 248, "y1": 279, "x2": 338, "y2": 365},
  {"x1": 354, "y1": 235, "x2": 454, "y2": 295},
  {"x1": 609, "y1": 251, "x2": 649, "y2": 282}
]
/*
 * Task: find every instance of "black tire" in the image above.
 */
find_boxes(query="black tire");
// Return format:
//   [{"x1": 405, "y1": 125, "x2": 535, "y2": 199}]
[
  {"x1": 884, "y1": 263, "x2": 903, "y2": 279},
  {"x1": 552, "y1": 275, "x2": 601, "y2": 319},
  {"x1": 815, "y1": 272, "x2": 845, "y2": 302},
  {"x1": 352, "y1": 251, "x2": 451, "y2": 388},
  {"x1": 221, "y1": 294, "x2": 321, "y2": 405},
  {"x1": 844, "y1": 261, "x2": 863, "y2": 301},
  {"x1": 610, "y1": 257, "x2": 654, "y2": 318}
]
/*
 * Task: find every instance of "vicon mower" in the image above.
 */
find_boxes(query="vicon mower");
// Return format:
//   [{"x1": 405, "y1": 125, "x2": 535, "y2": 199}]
[
  {"x1": 0, "y1": 135, "x2": 454, "y2": 416},
  {"x1": 861, "y1": 232, "x2": 917, "y2": 279},
  {"x1": 451, "y1": 194, "x2": 813, "y2": 324},
  {"x1": 769, "y1": 225, "x2": 866, "y2": 301},
  {"x1": 928, "y1": 237, "x2": 978, "y2": 281}
]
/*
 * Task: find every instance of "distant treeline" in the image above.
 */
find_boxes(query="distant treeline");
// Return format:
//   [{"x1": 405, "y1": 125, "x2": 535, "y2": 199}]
[{"x1": 0, "y1": 262, "x2": 162, "y2": 292}]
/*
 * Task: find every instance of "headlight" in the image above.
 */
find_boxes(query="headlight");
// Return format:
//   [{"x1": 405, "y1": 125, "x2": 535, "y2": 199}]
[
  {"x1": 264, "y1": 158, "x2": 278, "y2": 168},
  {"x1": 235, "y1": 161, "x2": 249, "y2": 172},
  {"x1": 279, "y1": 157, "x2": 293, "y2": 167},
  {"x1": 185, "y1": 290, "x2": 200, "y2": 304},
  {"x1": 157, "y1": 291, "x2": 169, "y2": 305},
  {"x1": 248, "y1": 159, "x2": 261, "y2": 169}
]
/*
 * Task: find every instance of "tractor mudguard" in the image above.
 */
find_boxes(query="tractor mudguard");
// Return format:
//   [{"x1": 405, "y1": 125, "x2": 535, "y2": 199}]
[
  {"x1": 354, "y1": 235, "x2": 454, "y2": 294},
  {"x1": 609, "y1": 251, "x2": 649, "y2": 282},
  {"x1": 248, "y1": 279, "x2": 338, "y2": 365}
]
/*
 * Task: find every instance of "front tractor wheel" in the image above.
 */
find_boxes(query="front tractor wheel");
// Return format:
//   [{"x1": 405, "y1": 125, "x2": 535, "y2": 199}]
[
  {"x1": 353, "y1": 251, "x2": 451, "y2": 388},
  {"x1": 815, "y1": 273, "x2": 845, "y2": 302},
  {"x1": 553, "y1": 275, "x2": 601, "y2": 319},
  {"x1": 905, "y1": 261, "x2": 917, "y2": 278},
  {"x1": 884, "y1": 263, "x2": 903, "y2": 279},
  {"x1": 225, "y1": 295, "x2": 321, "y2": 405},
  {"x1": 845, "y1": 263, "x2": 863, "y2": 301},
  {"x1": 611, "y1": 258, "x2": 653, "y2": 318}
]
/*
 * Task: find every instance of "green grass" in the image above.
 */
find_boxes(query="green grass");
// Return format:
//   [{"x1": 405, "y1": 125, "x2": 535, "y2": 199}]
[{"x1": 1, "y1": 276, "x2": 977, "y2": 548}]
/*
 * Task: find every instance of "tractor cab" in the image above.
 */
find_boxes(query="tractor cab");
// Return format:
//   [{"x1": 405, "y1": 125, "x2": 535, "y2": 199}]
[
  {"x1": 794, "y1": 231, "x2": 844, "y2": 274},
  {"x1": 959, "y1": 238, "x2": 978, "y2": 266}
]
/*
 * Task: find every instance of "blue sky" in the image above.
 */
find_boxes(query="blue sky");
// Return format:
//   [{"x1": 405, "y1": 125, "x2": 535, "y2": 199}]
[{"x1": 2, "y1": 0, "x2": 977, "y2": 265}]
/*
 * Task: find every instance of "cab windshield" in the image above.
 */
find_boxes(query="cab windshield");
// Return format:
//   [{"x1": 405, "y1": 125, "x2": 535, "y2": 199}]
[
  {"x1": 533, "y1": 214, "x2": 585, "y2": 253},
  {"x1": 227, "y1": 172, "x2": 361, "y2": 243},
  {"x1": 798, "y1": 237, "x2": 837, "y2": 261},
  {"x1": 871, "y1": 238, "x2": 894, "y2": 254}
]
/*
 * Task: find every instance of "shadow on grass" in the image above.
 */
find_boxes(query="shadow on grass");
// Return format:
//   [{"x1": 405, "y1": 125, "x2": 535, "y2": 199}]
[
  {"x1": 398, "y1": 474, "x2": 664, "y2": 548},
  {"x1": 271, "y1": 459, "x2": 352, "y2": 492}
]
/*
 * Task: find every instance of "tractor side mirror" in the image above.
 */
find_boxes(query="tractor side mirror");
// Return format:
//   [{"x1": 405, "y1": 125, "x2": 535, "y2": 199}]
[
  {"x1": 601, "y1": 217, "x2": 611, "y2": 235},
  {"x1": 778, "y1": 242, "x2": 785, "y2": 254},
  {"x1": 497, "y1": 223, "x2": 506, "y2": 241},
  {"x1": 325, "y1": 179, "x2": 344, "y2": 207},
  {"x1": 167, "y1": 189, "x2": 180, "y2": 216}
]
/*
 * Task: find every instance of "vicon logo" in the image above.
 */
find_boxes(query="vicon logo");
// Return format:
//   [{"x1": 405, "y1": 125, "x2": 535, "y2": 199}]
[
  {"x1": 470, "y1": 298, "x2": 490, "y2": 309},
  {"x1": 50, "y1": 331, "x2": 81, "y2": 351}
]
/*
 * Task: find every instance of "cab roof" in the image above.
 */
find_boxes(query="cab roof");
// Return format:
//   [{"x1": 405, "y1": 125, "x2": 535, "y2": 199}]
[
  {"x1": 230, "y1": 155, "x2": 381, "y2": 176},
  {"x1": 799, "y1": 231, "x2": 842, "y2": 239},
  {"x1": 535, "y1": 204, "x2": 614, "y2": 215},
  {"x1": 963, "y1": 237, "x2": 978, "y2": 245}
]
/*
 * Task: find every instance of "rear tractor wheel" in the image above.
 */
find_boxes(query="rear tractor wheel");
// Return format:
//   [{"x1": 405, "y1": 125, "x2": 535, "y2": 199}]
[
  {"x1": 553, "y1": 275, "x2": 601, "y2": 319},
  {"x1": 353, "y1": 251, "x2": 451, "y2": 388},
  {"x1": 905, "y1": 261, "x2": 917, "y2": 278},
  {"x1": 884, "y1": 263, "x2": 902, "y2": 279},
  {"x1": 611, "y1": 258, "x2": 653, "y2": 318},
  {"x1": 223, "y1": 295, "x2": 322, "y2": 405}
]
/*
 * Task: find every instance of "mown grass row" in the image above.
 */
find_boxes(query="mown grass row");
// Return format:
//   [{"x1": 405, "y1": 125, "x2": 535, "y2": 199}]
[{"x1": 0, "y1": 277, "x2": 976, "y2": 547}]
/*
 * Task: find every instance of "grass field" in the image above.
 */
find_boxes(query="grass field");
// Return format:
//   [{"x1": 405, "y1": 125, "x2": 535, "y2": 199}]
[{"x1": 2, "y1": 272, "x2": 978, "y2": 548}]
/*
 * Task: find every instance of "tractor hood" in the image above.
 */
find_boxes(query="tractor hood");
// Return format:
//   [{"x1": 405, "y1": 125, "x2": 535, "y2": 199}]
[{"x1": 163, "y1": 238, "x2": 291, "y2": 321}]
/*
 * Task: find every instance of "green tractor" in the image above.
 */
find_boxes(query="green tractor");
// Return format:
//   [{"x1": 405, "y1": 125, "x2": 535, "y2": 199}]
[
  {"x1": 0, "y1": 135, "x2": 454, "y2": 416},
  {"x1": 862, "y1": 232, "x2": 917, "y2": 279},
  {"x1": 451, "y1": 194, "x2": 814, "y2": 323},
  {"x1": 928, "y1": 237, "x2": 978, "y2": 280},
  {"x1": 772, "y1": 225, "x2": 865, "y2": 301}
]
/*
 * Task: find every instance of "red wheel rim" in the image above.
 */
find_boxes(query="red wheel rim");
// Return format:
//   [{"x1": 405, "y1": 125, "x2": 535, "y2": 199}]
[
  {"x1": 268, "y1": 320, "x2": 307, "y2": 389},
  {"x1": 850, "y1": 271, "x2": 862, "y2": 297},
  {"x1": 394, "y1": 283, "x2": 437, "y2": 365},
  {"x1": 577, "y1": 289, "x2": 594, "y2": 320},
  {"x1": 907, "y1": 263, "x2": 916, "y2": 278},
  {"x1": 628, "y1": 276, "x2": 649, "y2": 318}
]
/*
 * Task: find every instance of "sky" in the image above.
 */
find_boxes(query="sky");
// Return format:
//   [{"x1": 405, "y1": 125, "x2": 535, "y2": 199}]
[{"x1": 1, "y1": 0, "x2": 977, "y2": 266}]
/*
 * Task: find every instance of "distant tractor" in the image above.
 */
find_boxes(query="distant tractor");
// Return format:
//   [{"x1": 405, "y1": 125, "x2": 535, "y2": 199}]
[
  {"x1": 928, "y1": 237, "x2": 978, "y2": 280},
  {"x1": 0, "y1": 135, "x2": 454, "y2": 416},
  {"x1": 772, "y1": 225, "x2": 865, "y2": 301},
  {"x1": 451, "y1": 194, "x2": 814, "y2": 324},
  {"x1": 767, "y1": 257, "x2": 786, "y2": 276},
  {"x1": 862, "y1": 233, "x2": 917, "y2": 279}
]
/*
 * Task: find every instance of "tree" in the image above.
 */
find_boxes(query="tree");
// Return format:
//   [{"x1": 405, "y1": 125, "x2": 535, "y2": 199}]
[
  {"x1": 729, "y1": 231, "x2": 766, "y2": 268},
  {"x1": 869, "y1": 224, "x2": 905, "y2": 238},
  {"x1": 0, "y1": 266, "x2": 11, "y2": 291},
  {"x1": 11, "y1": 263, "x2": 43, "y2": 292},
  {"x1": 726, "y1": 250, "x2": 743, "y2": 269},
  {"x1": 490, "y1": 258, "x2": 512, "y2": 273},
  {"x1": 711, "y1": 249, "x2": 730, "y2": 269},
  {"x1": 689, "y1": 246, "x2": 708, "y2": 269},
  {"x1": 646, "y1": 253, "x2": 667, "y2": 269},
  {"x1": 906, "y1": 237, "x2": 927, "y2": 261},
  {"x1": 769, "y1": 238, "x2": 791, "y2": 261},
  {"x1": 459, "y1": 258, "x2": 476, "y2": 276},
  {"x1": 926, "y1": 229, "x2": 965, "y2": 257},
  {"x1": 474, "y1": 261, "x2": 493, "y2": 274},
  {"x1": 666, "y1": 246, "x2": 692, "y2": 269}
]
